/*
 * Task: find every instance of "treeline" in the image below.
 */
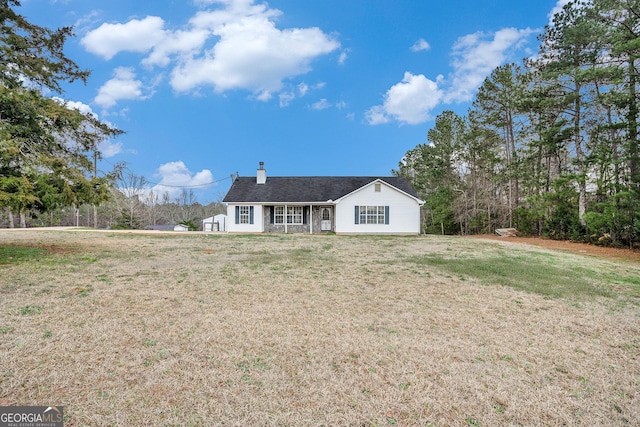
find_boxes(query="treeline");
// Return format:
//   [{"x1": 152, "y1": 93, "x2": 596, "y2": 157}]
[
  {"x1": 394, "y1": 0, "x2": 640, "y2": 248},
  {"x1": 0, "y1": 187, "x2": 226, "y2": 230},
  {"x1": 3, "y1": 144, "x2": 225, "y2": 230}
]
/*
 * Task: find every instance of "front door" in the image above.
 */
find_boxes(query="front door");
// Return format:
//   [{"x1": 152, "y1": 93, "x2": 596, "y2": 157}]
[{"x1": 321, "y1": 208, "x2": 332, "y2": 231}]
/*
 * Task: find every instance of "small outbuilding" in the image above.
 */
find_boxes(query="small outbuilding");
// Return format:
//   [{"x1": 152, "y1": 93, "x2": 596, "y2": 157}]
[{"x1": 203, "y1": 214, "x2": 227, "y2": 232}]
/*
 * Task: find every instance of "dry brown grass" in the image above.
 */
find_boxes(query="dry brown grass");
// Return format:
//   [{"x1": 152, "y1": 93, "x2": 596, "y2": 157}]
[{"x1": 1, "y1": 230, "x2": 639, "y2": 426}]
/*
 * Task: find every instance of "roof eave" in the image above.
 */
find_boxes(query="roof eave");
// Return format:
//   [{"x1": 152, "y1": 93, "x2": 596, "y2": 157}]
[{"x1": 225, "y1": 201, "x2": 336, "y2": 205}]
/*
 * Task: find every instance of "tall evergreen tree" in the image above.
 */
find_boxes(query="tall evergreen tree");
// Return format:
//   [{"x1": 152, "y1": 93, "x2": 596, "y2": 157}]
[
  {"x1": 0, "y1": 0, "x2": 121, "y2": 225},
  {"x1": 533, "y1": 0, "x2": 604, "y2": 227},
  {"x1": 394, "y1": 111, "x2": 466, "y2": 234},
  {"x1": 464, "y1": 110, "x2": 504, "y2": 233},
  {"x1": 590, "y1": 0, "x2": 640, "y2": 246},
  {"x1": 472, "y1": 63, "x2": 527, "y2": 227}
]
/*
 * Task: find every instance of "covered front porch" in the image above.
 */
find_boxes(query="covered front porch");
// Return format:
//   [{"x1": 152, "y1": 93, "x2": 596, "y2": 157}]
[{"x1": 262, "y1": 204, "x2": 334, "y2": 233}]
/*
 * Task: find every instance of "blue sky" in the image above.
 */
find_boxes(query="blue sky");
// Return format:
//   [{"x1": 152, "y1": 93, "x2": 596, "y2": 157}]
[{"x1": 19, "y1": 0, "x2": 568, "y2": 203}]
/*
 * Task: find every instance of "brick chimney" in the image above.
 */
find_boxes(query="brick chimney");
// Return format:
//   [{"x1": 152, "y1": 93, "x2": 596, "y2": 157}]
[{"x1": 257, "y1": 161, "x2": 266, "y2": 184}]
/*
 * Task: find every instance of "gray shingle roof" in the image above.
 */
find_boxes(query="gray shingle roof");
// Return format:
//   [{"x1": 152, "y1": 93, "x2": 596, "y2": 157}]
[{"x1": 222, "y1": 176, "x2": 420, "y2": 203}]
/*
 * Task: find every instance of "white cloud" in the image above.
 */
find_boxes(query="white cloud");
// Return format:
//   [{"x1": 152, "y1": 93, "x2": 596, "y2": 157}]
[
  {"x1": 170, "y1": 16, "x2": 339, "y2": 96},
  {"x1": 311, "y1": 98, "x2": 331, "y2": 110},
  {"x1": 81, "y1": 16, "x2": 166, "y2": 60},
  {"x1": 411, "y1": 38, "x2": 431, "y2": 52},
  {"x1": 365, "y1": 72, "x2": 443, "y2": 125},
  {"x1": 277, "y1": 81, "x2": 323, "y2": 107},
  {"x1": 309, "y1": 98, "x2": 345, "y2": 111},
  {"x1": 279, "y1": 91, "x2": 296, "y2": 107},
  {"x1": 63, "y1": 100, "x2": 95, "y2": 116},
  {"x1": 72, "y1": 10, "x2": 102, "y2": 34},
  {"x1": 82, "y1": 1, "x2": 339, "y2": 101},
  {"x1": 366, "y1": 26, "x2": 537, "y2": 125},
  {"x1": 445, "y1": 27, "x2": 537, "y2": 103},
  {"x1": 364, "y1": 105, "x2": 390, "y2": 125},
  {"x1": 52, "y1": 97, "x2": 96, "y2": 117},
  {"x1": 151, "y1": 161, "x2": 214, "y2": 198},
  {"x1": 142, "y1": 28, "x2": 210, "y2": 68},
  {"x1": 338, "y1": 49, "x2": 350, "y2": 65},
  {"x1": 98, "y1": 140, "x2": 123, "y2": 158},
  {"x1": 298, "y1": 82, "x2": 309, "y2": 97},
  {"x1": 94, "y1": 67, "x2": 147, "y2": 108}
]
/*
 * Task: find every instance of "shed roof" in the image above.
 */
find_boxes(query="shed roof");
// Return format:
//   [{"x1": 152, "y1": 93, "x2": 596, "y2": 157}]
[{"x1": 222, "y1": 176, "x2": 419, "y2": 203}]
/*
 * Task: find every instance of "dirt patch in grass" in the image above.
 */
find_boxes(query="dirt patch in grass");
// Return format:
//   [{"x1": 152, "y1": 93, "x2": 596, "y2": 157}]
[{"x1": 0, "y1": 230, "x2": 638, "y2": 426}]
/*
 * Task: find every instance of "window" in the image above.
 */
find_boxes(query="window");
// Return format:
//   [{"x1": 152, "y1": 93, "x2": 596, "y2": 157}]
[
  {"x1": 287, "y1": 206, "x2": 303, "y2": 224},
  {"x1": 273, "y1": 206, "x2": 304, "y2": 224},
  {"x1": 274, "y1": 206, "x2": 284, "y2": 224},
  {"x1": 235, "y1": 206, "x2": 254, "y2": 224},
  {"x1": 374, "y1": 183, "x2": 381, "y2": 192},
  {"x1": 355, "y1": 206, "x2": 389, "y2": 225},
  {"x1": 239, "y1": 206, "x2": 251, "y2": 224}
]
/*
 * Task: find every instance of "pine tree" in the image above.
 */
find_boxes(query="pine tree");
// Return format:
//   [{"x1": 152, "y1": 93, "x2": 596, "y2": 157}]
[
  {"x1": 472, "y1": 63, "x2": 527, "y2": 227},
  {"x1": 0, "y1": 0, "x2": 121, "y2": 226},
  {"x1": 394, "y1": 111, "x2": 466, "y2": 234}
]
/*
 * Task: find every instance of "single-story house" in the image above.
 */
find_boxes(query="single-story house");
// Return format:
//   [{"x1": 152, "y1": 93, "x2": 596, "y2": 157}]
[
  {"x1": 202, "y1": 214, "x2": 228, "y2": 232},
  {"x1": 222, "y1": 162, "x2": 424, "y2": 234}
]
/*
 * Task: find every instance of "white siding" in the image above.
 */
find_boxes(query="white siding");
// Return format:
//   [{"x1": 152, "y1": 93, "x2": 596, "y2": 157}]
[
  {"x1": 203, "y1": 214, "x2": 228, "y2": 232},
  {"x1": 335, "y1": 181, "x2": 421, "y2": 234},
  {"x1": 202, "y1": 216, "x2": 213, "y2": 232},
  {"x1": 226, "y1": 204, "x2": 263, "y2": 233}
]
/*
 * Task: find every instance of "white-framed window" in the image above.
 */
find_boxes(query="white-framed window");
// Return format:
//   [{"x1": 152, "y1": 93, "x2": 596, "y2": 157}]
[
  {"x1": 375, "y1": 183, "x2": 381, "y2": 192},
  {"x1": 274, "y1": 206, "x2": 285, "y2": 224},
  {"x1": 287, "y1": 206, "x2": 303, "y2": 224},
  {"x1": 239, "y1": 206, "x2": 251, "y2": 224},
  {"x1": 356, "y1": 205, "x2": 388, "y2": 225},
  {"x1": 235, "y1": 205, "x2": 254, "y2": 224},
  {"x1": 273, "y1": 206, "x2": 304, "y2": 224}
]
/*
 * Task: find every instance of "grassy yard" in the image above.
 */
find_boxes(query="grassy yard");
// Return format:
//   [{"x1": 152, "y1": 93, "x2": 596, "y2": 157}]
[{"x1": 0, "y1": 230, "x2": 638, "y2": 426}]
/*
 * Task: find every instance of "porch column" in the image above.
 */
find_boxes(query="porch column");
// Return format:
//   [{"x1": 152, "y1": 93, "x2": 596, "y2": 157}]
[
  {"x1": 284, "y1": 204, "x2": 288, "y2": 233},
  {"x1": 309, "y1": 205, "x2": 313, "y2": 234}
]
